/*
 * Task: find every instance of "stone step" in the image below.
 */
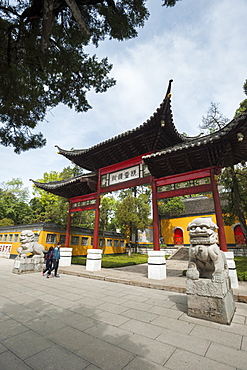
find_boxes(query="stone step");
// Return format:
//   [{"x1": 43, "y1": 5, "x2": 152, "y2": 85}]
[{"x1": 169, "y1": 246, "x2": 189, "y2": 261}]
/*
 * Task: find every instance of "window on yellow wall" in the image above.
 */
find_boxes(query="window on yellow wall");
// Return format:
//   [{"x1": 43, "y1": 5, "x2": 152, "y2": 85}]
[
  {"x1": 81, "y1": 237, "x2": 88, "y2": 246},
  {"x1": 0, "y1": 234, "x2": 2, "y2": 241},
  {"x1": 71, "y1": 236, "x2": 79, "y2": 245},
  {"x1": 59, "y1": 235, "x2": 66, "y2": 244},
  {"x1": 120, "y1": 240, "x2": 124, "y2": 247},
  {"x1": 3, "y1": 234, "x2": 7, "y2": 241},
  {"x1": 46, "y1": 234, "x2": 56, "y2": 243},
  {"x1": 99, "y1": 238, "x2": 103, "y2": 247},
  {"x1": 14, "y1": 234, "x2": 19, "y2": 242},
  {"x1": 114, "y1": 240, "x2": 119, "y2": 247},
  {"x1": 8, "y1": 234, "x2": 13, "y2": 242},
  {"x1": 107, "y1": 239, "x2": 112, "y2": 247}
]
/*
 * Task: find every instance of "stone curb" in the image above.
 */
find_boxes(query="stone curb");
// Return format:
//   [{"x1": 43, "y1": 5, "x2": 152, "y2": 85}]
[{"x1": 59, "y1": 268, "x2": 247, "y2": 302}]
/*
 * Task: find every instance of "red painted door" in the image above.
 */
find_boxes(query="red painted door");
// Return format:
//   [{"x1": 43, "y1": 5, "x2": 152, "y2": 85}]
[
  {"x1": 174, "y1": 228, "x2": 183, "y2": 245},
  {"x1": 234, "y1": 225, "x2": 245, "y2": 245}
]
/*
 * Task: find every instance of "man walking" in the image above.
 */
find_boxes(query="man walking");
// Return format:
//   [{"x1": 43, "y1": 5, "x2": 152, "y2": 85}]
[{"x1": 47, "y1": 244, "x2": 61, "y2": 278}]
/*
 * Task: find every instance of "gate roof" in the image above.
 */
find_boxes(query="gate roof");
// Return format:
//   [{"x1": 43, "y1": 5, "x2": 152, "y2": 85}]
[
  {"x1": 55, "y1": 80, "x2": 186, "y2": 171},
  {"x1": 31, "y1": 172, "x2": 97, "y2": 199},
  {"x1": 31, "y1": 80, "x2": 247, "y2": 199},
  {"x1": 143, "y1": 111, "x2": 247, "y2": 178}
]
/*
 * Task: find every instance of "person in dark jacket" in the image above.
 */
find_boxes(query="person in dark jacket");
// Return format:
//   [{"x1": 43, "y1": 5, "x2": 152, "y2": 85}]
[
  {"x1": 42, "y1": 247, "x2": 54, "y2": 276},
  {"x1": 47, "y1": 244, "x2": 61, "y2": 278}
]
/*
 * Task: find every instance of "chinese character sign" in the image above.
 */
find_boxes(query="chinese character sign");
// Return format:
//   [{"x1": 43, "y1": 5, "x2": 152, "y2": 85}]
[
  {"x1": 0, "y1": 244, "x2": 12, "y2": 254},
  {"x1": 109, "y1": 165, "x2": 140, "y2": 185}
]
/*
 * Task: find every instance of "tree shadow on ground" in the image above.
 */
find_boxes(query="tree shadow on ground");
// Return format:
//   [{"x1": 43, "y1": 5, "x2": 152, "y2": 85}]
[{"x1": 0, "y1": 271, "x2": 172, "y2": 370}]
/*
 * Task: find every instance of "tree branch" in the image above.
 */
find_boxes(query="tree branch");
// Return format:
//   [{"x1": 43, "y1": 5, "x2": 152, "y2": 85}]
[
  {"x1": 41, "y1": 0, "x2": 54, "y2": 53},
  {"x1": 64, "y1": 0, "x2": 90, "y2": 38}
]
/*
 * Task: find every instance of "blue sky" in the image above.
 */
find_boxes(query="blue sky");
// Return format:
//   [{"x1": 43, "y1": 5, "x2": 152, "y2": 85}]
[{"x1": 1, "y1": 0, "x2": 247, "y2": 196}]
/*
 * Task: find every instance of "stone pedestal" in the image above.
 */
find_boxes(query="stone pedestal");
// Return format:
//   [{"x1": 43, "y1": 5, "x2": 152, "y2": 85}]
[
  {"x1": 148, "y1": 250, "x2": 166, "y2": 280},
  {"x1": 12, "y1": 255, "x2": 44, "y2": 274},
  {"x1": 86, "y1": 249, "x2": 102, "y2": 272},
  {"x1": 186, "y1": 277, "x2": 235, "y2": 325},
  {"x1": 59, "y1": 247, "x2": 73, "y2": 267},
  {"x1": 224, "y1": 251, "x2": 239, "y2": 289}
]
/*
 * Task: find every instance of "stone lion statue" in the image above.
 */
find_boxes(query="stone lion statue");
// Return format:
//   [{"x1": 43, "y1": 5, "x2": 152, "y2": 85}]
[
  {"x1": 186, "y1": 218, "x2": 228, "y2": 282},
  {"x1": 17, "y1": 230, "x2": 45, "y2": 257}
]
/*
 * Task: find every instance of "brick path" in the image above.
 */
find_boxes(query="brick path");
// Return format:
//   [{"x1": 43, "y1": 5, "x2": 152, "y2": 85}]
[{"x1": 1, "y1": 258, "x2": 247, "y2": 370}]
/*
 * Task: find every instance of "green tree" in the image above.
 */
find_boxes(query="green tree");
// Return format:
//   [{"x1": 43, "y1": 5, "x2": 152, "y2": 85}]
[
  {"x1": 98, "y1": 195, "x2": 118, "y2": 252},
  {"x1": 1, "y1": 178, "x2": 29, "y2": 202},
  {"x1": 99, "y1": 195, "x2": 117, "y2": 231},
  {"x1": 31, "y1": 168, "x2": 71, "y2": 226},
  {"x1": 158, "y1": 197, "x2": 184, "y2": 218},
  {"x1": 0, "y1": 218, "x2": 15, "y2": 227},
  {"x1": 31, "y1": 165, "x2": 94, "y2": 228},
  {"x1": 0, "y1": 185, "x2": 31, "y2": 225},
  {"x1": 115, "y1": 187, "x2": 150, "y2": 249},
  {"x1": 0, "y1": 0, "x2": 154, "y2": 153},
  {"x1": 219, "y1": 166, "x2": 247, "y2": 241},
  {"x1": 199, "y1": 102, "x2": 229, "y2": 134},
  {"x1": 216, "y1": 81, "x2": 247, "y2": 240},
  {"x1": 234, "y1": 80, "x2": 247, "y2": 117},
  {"x1": 162, "y1": 0, "x2": 180, "y2": 6}
]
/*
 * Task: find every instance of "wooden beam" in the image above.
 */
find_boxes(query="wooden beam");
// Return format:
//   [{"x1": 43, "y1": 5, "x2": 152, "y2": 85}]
[
  {"x1": 210, "y1": 169, "x2": 228, "y2": 252},
  {"x1": 156, "y1": 183, "x2": 212, "y2": 199},
  {"x1": 65, "y1": 202, "x2": 72, "y2": 247},
  {"x1": 70, "y1": 193, "x2": 97, "y2": 204},
  {"x1": 151, "y1": 177, "x2": 160, "y2": 251},
  {"x1": 71, "y1": 204, "x2": 96, "y2": 212},
  {"x1": 155, "y1": 168, "x2": 213, "y2": 187}
]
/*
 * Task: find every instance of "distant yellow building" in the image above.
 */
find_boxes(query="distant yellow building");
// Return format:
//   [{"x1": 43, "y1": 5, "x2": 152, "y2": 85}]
[
  {"x1": 160, "y1": 197, "x2": 244, "y2": 249},
  {"x1": 1, "y1": 197, "x2": 245, "y2": 259},
  {"x1": 137, "y1": 197, "x2": 245, "y2": 251},
  {"x1": 0, "y1": 223, "x2": 126, "y2": 258}
]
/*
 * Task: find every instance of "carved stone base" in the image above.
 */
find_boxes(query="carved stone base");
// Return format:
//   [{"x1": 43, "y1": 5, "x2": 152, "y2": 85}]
[
  {"x1": 148, "y1": 251, "x2": 166, "y2": 280},
  {"x1": 186, "y1": 278, "x2": 235, "y2": 325},
  {"x1": 12, "y1": 255, "x2": 44, "y2": 274},
  {"x1": 59, "y1": 247, "x2": 73, "y2": 267},
  {"x1": 86, "y1": 249, "x2": 102, "y2": 272},
  {"x1": 224, "y1": 251, "x2": 239, "y2": 289}
]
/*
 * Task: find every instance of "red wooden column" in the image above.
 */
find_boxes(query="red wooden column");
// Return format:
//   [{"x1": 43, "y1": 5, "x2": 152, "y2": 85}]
[
  {"x1": 65, "y1": 201, "x2": 72, "y2": 247},
  {"x1": 210, "y1": 169, "x2": 228, "y2": 252},
  {"x1": 93, "y1": 170, "x2": 101, "y2": 249},
  {"x1": 151, "y1": 177, "x2": 160, "y2": 251}
]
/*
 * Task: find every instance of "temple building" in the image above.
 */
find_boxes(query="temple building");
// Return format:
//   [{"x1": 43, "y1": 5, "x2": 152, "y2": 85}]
[{"x1": 31, "y1": 80, "x2": 247, "y2": 254}]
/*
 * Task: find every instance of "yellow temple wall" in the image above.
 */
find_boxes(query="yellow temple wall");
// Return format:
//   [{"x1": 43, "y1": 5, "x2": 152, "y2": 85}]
[{"x1": 160, "y1": 214, "x2": 237, "y2": 247}]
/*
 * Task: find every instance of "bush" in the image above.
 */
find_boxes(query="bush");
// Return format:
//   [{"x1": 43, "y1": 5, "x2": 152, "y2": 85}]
[
  {"x1": 235, "y1": 256, "x2": 247, "y2": 281},
  {"x1": 72, "y1": 253, "x2": 148, "y2": 268}
]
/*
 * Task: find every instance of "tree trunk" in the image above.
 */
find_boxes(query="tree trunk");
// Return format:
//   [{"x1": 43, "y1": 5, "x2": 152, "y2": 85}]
[
  {"x1": 42, "y1": 0, "x2": 54, "y2": 53},
  {"x1": 135, "y1": 229, "x2": 138, "y2": 253},
  {"x1": 64, "y1": 0, "x2": 90, "y2": 37},
  {"x1": 230, "y1": 166, "x2": 247, "y2": 241}
]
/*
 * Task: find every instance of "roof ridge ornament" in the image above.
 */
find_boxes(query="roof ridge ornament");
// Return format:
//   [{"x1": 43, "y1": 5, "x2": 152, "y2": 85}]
[
  {"x1": 53, "y1": 80, "x2": 185, "y2": 171},
  {"x1": 160, "y1": 79, "x2": 173, "y2": 127}
]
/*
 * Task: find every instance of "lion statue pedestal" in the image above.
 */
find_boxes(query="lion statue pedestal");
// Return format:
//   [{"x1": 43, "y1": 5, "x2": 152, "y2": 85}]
[
  {"x1": 12, "y1": 230, "x2": 45, "y2": 274},
  {"x1": 186, "y1": 218, "x2": 235, "y2": 325}
]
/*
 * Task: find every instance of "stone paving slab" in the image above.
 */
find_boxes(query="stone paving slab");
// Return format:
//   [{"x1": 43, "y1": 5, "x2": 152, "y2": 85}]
[
  {"x1": 0, "y1": 257, "x2": 247, "y2": 370},
  {"x1": 59, "y1": 259, "x2": 247, "y2": 302}
]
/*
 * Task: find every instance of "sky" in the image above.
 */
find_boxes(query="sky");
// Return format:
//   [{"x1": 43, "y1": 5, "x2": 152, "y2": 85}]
[{"x1": 1, "y1": 0, "x2": 247, "y2": 197}]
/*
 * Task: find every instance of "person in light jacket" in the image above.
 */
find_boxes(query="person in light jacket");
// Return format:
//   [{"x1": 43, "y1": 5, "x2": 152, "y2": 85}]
[{"x1": 47, "y1": 244, "x2": 61, "y2": 278}]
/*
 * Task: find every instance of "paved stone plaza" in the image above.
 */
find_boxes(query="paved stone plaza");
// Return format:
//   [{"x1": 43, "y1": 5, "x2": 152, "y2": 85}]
[{"x1": 1, "y1": 258, "x2": 247, "y2": 370}]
